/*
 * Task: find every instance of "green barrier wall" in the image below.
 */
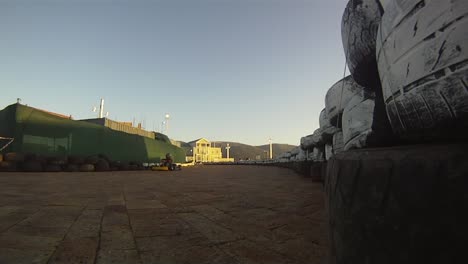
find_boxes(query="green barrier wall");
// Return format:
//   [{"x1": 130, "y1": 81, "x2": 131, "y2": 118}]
[{"x1": 0, "y1": 104, "x2": 185, "y2": 163}]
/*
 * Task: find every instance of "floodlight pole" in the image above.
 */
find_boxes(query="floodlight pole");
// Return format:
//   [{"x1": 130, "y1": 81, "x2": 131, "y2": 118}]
[
  {"x1": 99, "y1": 98, "x2": 105, "y2": 118},
  {"x1": 226, "y1": 143, "x2": 231, "y2": 159},
  {"x1": 269, "y1": 138, "x2": 273, "y2": 159}
]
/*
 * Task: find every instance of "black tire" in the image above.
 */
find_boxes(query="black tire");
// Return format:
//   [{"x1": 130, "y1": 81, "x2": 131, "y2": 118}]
[
  {"x1": 128, "y1": 164, "x2": 139, "y2": 171},
  {"x1": 342, "y1": 99, "x2": 375, "y2": 150},
  {"x1": 309, "y1": 162, "x2": 323, "y2": 182},
  {"x1": 325, "y1": 144, "x2": 468, "y2": 264},
  {"x1": 65, "y1": 164, "x2": 79, "y2": 172},
  {"x1": 0, "y1": 161, "x2": 16, "y2": 172},
  {"x1": 22, "y1": 161, "x2": 43, "y2": 172},
  {"x1": 320, "y1": 109, "x2": 342, "y2": 143},
  {"x1": 47, "y1": 156, "x2": 67, "y2": 166},
  {"x1": 311, "y1": 147, "x2": 325, "y2": 162},
  {"x1": 3, "y1": 152, "x2": 24, "y2": 162},
  {"x1": 377, "y1": 0, "x2": 468, "y2": 141},
  {"x1": 97, "y1": 154, "x2": 110, "y2": 163},
  {"x1": 342, "y1": 0, "x2": 383, "y2": 87},
  {"x1": 325, "y1": 144, "x2": 333, "y2": 161},
  {"x1": 342, "y1": 97, "x2": 394, "y2": 150},
  {"x1": 95, "y1": 159, "x2": 110, "y2": 172},
  {"x1": 319, "y1": 108, "x2": 331, "y2": 128},
  {"x1": 79, "y1": 164, "x2": 95, "y2": 172},
  {"x1": 119, "y1": 163, "x2": 130, "y2": 171},
  {"x1": 24, "y1": 153, "x2": 37, "y2": 162},
  {"x1": 325, "y1": 76, "x2": 374, "y2": 126},
  {"x1": 85, "y1": 155, "x2": 99, "y2": 165},
  {"x1": 68, "y1": 155, "x2": 84, "y2": 165},
  {"x1": 45, "y1": 164, "x2": 62, "y2": 172},
  {"x1": 332, "y1": 131, "x2": 344, "y2": 154}
]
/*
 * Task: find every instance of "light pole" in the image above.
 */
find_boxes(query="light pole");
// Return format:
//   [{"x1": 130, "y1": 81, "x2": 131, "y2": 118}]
[
  {"x1": 161, "y1": 121, "x2": 166, "y2": 133},
  {"x1": 226, "y1": 143, "x2": 231, "y2": 159},
  {"x1": 92, "y1": 98, "x2": 107, "y2": 118},
  {"x1": 269, "y1": 138, "x2": 273, "y2": 159}
]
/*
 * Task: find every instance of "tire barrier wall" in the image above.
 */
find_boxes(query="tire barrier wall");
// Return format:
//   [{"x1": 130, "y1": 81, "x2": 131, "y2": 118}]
[{"x1": 325, "y1": 144, "x2": 468, "y2": 264}]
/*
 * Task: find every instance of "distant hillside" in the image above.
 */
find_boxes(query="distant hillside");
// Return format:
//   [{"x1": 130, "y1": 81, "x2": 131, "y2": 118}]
[
  {"x1": 256, "y1": 144, "x2": 297, "y2": 158},
  {"x1": 174, "y1": 139, "x2": 296, "y2": 161},
  {"x1": 171, "y1": 140, "x2": 192, "y2": 155},
  {"x1": 213, "y1": 142, "x2": 264, "y2": 161}
]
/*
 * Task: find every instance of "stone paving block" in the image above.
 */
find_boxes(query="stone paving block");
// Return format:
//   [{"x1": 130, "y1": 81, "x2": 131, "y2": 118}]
[
  {"x1": 241, "y1": 211, "x2": 302, "y2": 231},
  {"x1": 272, "y1": 237, "x2": 328, "y2": 264},
  {"x1": 190, "y1": 205, "x2": 227, "y2": 221},
  {"x1": 132, "y1": 219, "x2": 194, "y2": 237},
  {"x1": 6, "y1": 225, "x2": 69, "y2": 238},
  {"x1": 0, "y1": 213, "x2": 33, "y2": 232},
  {"x1": 48, "y1": 237, "x2": 99, "y2": 264},
  {"x1": 178, "y1": 213, "x2": 241, "y2": 244},
  {"x1": 129, "y1": 209, "x2": 176, "y2": 222},
  {"x1": 106, "y1": 199, "x2": 126, "y2": 206},
  {"x1": 140, "y1": 244, "x2": 239, "y2": 264},
  {"x1": 124, "y1": 192, "x2": 157, "y2": 200},
  {"x1": 219, "y1": 239, "x2": 295, "y2": 264},
  {"x1": 67, "y1": 209, "x2": 103, "y2": 238},
  {"x1": 228, "y1": 208, "x2": 278, "y2": 225},
  {"x1": 211, "y1": 200, "x2": 258, "y2": 213},
  {"x1": 100, "y1": 225, "x2": 136, "y2": 250},
  {"x1": 0, "y1": 205, "x2": 40, "y2": 215},
  {"x1": 271, "y1": 218, "x2": 328, "y2": 244},
  {"x1": 96, "y1": 249, "x2": 142, "y2": 264},
  {"x1": 85, "y1": 199, "x2": 107, "y2": 210},
  {"x1": 129, "y1": 207, "x2": 173, "y2": 215},
  {"x1": 126, "y1": 200, "x2": 167, "y2": 210},
  {"x1": 102, "y1": 205, "x2": 129, "y2": 227},
  {"x1": 171, "y1": 206, "x2": 196, "y2": 213},
  {"x1": 20, "y1": 206, "x2": 83, "y2": 228},
  {"x1": 0, "y1": 206, "x2": 24, "y2": 216},
  {"x1": 136, "y1": 233, "x2": 211, "y2": 252},
  {"x1": 0, "y1": 248, "x2": 54, "y2": 264},
  {"x1": 0, "y1": 233, "x2": 61, "y2": 251},
  {"x1": 214, "y1": 216, "x2": 274, "y2": 243},
  {"x1": 46, "y1": 197, "x2": 88, "y2": 207},
  {"x1": 186, "y1": 192, "x2": 223, "y2": 204}
]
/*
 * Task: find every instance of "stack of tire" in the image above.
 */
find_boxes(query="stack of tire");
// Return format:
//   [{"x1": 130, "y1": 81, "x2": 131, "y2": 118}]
[
  {"x1": 0, "y1": 152, "x2": 22, "y2": 172},
  {"x1": 300, "y1": 109, "x2": 338, "y2": 163},
  {"x1": 0, "y1": 152, "x2": 143, "y2": 172},
  {"x1": 326, "y1": 0, "x2": 468, "y2": 263}
]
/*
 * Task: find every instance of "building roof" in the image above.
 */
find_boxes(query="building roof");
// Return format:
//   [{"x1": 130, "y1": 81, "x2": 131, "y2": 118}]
[
  {"x1": 28, "y1": 104, "x2": 72, "y2": 119},
  {"x1": 187, "y1": 138, "x2": 210, "y2": 146}
]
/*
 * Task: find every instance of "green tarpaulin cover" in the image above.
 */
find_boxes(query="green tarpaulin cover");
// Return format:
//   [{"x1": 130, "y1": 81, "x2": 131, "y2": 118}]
[{"x1": 0, "y1": 104, "x2": 185, "y2": 163}]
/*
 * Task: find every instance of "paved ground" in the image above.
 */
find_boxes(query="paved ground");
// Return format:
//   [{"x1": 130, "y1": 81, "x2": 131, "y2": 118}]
[{"x1": 0, "y1": 165, "x2": 328, "y2": 264}]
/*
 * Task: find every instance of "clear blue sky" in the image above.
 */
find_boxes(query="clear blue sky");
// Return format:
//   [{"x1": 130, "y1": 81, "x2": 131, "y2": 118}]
[{"x1": 0, "y1": 0, "x2": 348, "y2": 146}]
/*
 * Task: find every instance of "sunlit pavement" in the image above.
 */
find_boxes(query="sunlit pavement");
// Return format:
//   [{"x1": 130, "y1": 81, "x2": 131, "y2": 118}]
[{"x1": 0, "y1": 165, "x2": 328, "y2": 264}]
